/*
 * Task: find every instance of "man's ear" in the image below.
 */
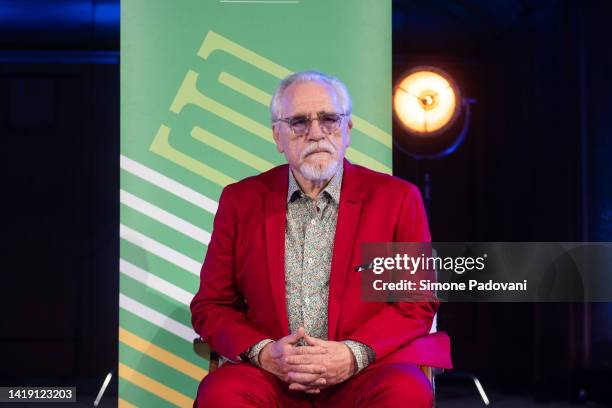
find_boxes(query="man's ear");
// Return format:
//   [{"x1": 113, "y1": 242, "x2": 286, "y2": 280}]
[
  {"x1": 272, "y1": 125, "x2": 284, "y2": 153},
  {"x1": 345, "y1": 118, "x2": 353, "y2": 148}
]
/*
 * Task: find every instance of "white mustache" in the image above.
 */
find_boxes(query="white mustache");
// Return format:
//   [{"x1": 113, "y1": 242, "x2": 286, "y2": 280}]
[{"x1": 301, "y1": 142, "x2": 336, "y2": 160}]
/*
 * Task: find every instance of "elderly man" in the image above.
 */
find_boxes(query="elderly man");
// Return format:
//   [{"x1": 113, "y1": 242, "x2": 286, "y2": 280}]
[{"x1": 190, "y1": 71, "x2": 451, "y2": 407}]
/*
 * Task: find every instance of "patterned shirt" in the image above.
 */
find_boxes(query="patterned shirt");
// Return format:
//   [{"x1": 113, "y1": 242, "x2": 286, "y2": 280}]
[{"x1": 246, "y1": 164, "x2": 374, "y2": 374}]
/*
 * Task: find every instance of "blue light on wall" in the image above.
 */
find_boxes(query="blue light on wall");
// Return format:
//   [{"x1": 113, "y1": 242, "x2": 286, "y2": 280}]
[
  {"x1": 0, "y1": 0, "x2": 119, "y2": 28},
  {"x1": 94, "y1": 1, "x2": 120, "y2": 26}
]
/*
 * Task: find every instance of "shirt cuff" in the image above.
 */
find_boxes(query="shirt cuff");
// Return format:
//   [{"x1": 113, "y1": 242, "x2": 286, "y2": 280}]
[
  {"x1": 343, "y1": 340, "x2": 375, "y2": 374},
  {"x1": 245, "y1": 338, "x2": 274, "y2": 367}
]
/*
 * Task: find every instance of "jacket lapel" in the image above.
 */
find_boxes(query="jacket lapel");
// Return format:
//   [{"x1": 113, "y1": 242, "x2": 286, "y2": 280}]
[
  {"x1": 328, "y1": 159, "x2": 363, "y2": 340},
  {"x1": 264, "y1": 165, "x2": 290, "y2": 336}
]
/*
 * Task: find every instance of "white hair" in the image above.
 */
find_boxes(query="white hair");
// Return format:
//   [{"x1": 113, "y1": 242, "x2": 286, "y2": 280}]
[{"x1": 269, "y1": 70, "x2": 352, "y2": 123}]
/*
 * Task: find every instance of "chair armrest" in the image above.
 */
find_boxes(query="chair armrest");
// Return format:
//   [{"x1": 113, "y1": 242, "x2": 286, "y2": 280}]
[
  {"x1": 419, "y1": 365, "x2": 433, "y2": 384},
  {"x1": 193, "y1": 337, "x2": 220, "y2": 372}
]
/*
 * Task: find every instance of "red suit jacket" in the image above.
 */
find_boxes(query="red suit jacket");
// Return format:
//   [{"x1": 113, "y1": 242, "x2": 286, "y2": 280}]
[{"x1": 190, "y1": 159, "x2": 452, "y2": 370}]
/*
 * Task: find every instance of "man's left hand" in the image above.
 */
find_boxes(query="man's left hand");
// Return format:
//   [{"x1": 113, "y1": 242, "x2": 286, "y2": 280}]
[{"x1": 285, "y1": 333, "x2": 357, "y2": 393}]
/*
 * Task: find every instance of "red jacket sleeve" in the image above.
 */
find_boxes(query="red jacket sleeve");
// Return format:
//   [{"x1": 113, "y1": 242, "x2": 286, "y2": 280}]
[
  {"x1": 346, "y1": 184, "x2": 438, "y2": 362},
  {"x1": 190, "y1": 186, "x2": 269, "y2": 361}
]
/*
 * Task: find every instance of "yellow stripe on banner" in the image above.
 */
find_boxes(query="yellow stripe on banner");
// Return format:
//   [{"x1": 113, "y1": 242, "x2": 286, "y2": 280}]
[
  {"x1": 191, "y1": 126, "x2": 274, "y2": 173},
  {"x1": 351, "y1": 116, "x2": 392, "y2": 148},
  {"x1": 119, "y1": 327, "x2": 207, "y2": 381},
  {"x1": 218, "y1": 72, "x2": 271, "y2": 106},
  {"x1": 118, "y1": 397, "x2": 138, "y2": 408},
  {"x1": 198, "y1": 30, "x2": 292, "y2": 79},
  {"x1": 170, "y1": 70, "x2": 272, "y2": 144},
  {"x1": 150, "y1": 124, "x2": 236, "y2": 187},
  {"x1": 119, "y1": 362, "x2": 194, "y2": 408},
  {"x1": 346, "y1": 148, "x2": 390, "y2": 174}
]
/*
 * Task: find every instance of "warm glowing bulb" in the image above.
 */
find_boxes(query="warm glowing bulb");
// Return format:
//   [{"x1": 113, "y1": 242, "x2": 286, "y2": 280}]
[{"x1": 393, "y1": 69, "x2": 460, "y2": 135}]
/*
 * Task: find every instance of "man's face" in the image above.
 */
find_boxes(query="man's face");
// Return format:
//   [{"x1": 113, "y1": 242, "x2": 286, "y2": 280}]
[{"x1": 272, "y1": 81, "x2": 352, "y2": 183}]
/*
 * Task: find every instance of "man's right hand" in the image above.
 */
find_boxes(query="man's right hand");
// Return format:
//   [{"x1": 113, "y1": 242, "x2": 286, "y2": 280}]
[{"x1": 259, "y1": 327, "x2": 328, "y2": 392}]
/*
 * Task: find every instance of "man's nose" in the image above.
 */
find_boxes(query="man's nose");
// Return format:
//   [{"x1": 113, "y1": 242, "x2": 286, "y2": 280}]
[{"x1": 306, "y1": 118, "x2": 326, "y2": 141}]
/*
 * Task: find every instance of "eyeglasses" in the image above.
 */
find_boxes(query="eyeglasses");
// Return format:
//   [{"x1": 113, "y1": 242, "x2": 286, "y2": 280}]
[{"x1": 274, "y1": 112, "x2": 348, "y2": 137}]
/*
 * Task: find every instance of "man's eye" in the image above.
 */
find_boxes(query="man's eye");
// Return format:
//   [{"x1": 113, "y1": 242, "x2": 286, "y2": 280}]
[
  {"x1": 321, "y1": 115, "x2": 340, "y2": 124},
  {"x1": 290, "y1": 118, "x2": 309, "y2": 127}
]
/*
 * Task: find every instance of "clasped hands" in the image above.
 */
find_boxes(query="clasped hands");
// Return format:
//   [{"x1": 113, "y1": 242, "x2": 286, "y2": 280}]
[{"x1": 258, "y1": 327, "x2": 357, "y2": 394}]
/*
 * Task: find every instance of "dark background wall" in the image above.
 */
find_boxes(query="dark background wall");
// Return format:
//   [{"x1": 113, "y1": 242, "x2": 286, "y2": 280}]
[
  {"x1": 391, "y1": 0, "x2": 612, "y2": 401},
  {"x1": 0, "y1": 0, "x2": 610, "y2": 404},
  {"x1": 0, "y1": 0, "x2": 120, "y2": 398}
]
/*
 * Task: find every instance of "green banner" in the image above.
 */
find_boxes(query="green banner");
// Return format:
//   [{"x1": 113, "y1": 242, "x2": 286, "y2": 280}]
[{"x1": 120, "y1": 1, "x2": 391, "y2": 406}]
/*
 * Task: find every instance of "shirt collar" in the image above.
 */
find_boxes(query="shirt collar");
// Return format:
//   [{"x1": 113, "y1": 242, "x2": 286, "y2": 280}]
[{"x1": 287, "y1": 163, "x2": 343, "y2": 204}]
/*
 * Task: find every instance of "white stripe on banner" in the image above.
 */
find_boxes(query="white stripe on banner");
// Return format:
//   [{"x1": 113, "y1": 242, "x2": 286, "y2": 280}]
[
  {"x1": 120, "y1": 258, "x2": 194, "y2": 306},
  {"x1": 119, "y1": 293, "x2": 197, "y2": 343},
  {"x1": 120, "y1": 155, "x2": 218, "y2": 215},
  {"x1": 120, "y1": 190, "x2": 211, "y2": 245},
  {"x1": 119, "y1": 224, "x2": 202, "y2": 276}
]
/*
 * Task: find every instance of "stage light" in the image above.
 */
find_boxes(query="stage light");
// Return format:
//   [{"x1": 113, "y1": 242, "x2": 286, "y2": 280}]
[
  {"x1": 393, "y1": 67, "x2": 461, "y2": 136},
  {"x1": 392, "y1": 66, "x2": 475, "y2": 215},
  {"x1": 392, "y1": 66, "x2": 474, "y2": 160}
]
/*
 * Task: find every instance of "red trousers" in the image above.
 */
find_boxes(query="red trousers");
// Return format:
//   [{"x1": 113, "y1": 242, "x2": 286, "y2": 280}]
[{"x1": 194, "y1": 360, "x2": 433, "y2": 408}]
